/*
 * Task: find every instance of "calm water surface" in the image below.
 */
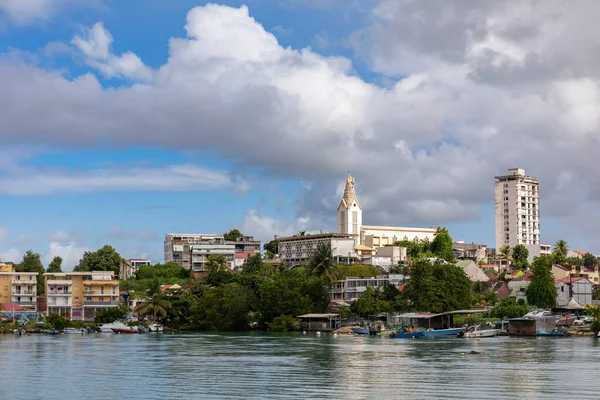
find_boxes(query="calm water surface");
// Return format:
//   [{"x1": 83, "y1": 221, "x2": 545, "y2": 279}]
[{"x1": 1, "y1": 332, "x2": 599, "y2": 399}]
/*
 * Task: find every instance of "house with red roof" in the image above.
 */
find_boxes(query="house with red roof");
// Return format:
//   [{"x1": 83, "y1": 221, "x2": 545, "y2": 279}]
[{"x1": 555, "y1": 276, "x2": 594, "y2": 307}]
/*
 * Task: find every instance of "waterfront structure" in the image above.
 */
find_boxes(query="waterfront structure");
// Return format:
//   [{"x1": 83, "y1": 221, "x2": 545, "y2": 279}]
[
  {"x1": 44, "y1": 271, "x2": 119, "y2": 321},
  {"x1": 0, "y1": 263, "x2": 37, "y2": 310},
  {"x1": 494, "y1": 168, "x2": 540, "y2": 256},
  {"x1": 277, "y1": 233, "x2": 357, "y2": 267},
  {"x1": 336, "y1": 172, "x2": 436, "y2": 248},
  {"x1": 119, "y1": 258, "x2": 152, "y2": 280}
]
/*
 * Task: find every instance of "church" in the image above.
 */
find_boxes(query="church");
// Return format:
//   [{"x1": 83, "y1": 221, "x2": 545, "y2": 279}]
[{"x1": 337, "y1": 171, "x2": 437, "y2": 249}]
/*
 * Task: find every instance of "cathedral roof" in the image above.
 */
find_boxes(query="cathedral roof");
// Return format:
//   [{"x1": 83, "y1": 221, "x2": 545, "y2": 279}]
[{"x1": 339, "y1": 171, "x2": 361, "y2": 210}]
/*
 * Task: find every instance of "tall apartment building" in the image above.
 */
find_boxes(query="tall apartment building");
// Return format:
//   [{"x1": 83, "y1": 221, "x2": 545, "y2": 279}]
[
  {"x1": 44, "y1": 271, "x2": 120, "y2": 321},
  {"x1": 494, "y1": 168, "x2": 540, "y2": 251},
  {"x1": 0, "y1": 263, "x2": 37, "y2": 310}
]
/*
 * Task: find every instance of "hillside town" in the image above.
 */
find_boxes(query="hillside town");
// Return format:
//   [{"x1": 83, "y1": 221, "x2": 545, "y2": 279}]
[{"x1": 2, "y1": 168, "x2": 600, "y2": 337}]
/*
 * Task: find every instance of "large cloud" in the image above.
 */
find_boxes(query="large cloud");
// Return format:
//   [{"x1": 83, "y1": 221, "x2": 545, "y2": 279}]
[
  {"x1": 0, "y1": 0, "x2": 95, "y2": 25},
  {"x1": 1, "y1": 2, "x2": 600, "y2": 249}
]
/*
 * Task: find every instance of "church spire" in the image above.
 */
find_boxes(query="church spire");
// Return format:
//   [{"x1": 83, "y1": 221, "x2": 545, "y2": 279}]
[{"x1": 340, "y1": 170, "x2": 361, "y2": 209}]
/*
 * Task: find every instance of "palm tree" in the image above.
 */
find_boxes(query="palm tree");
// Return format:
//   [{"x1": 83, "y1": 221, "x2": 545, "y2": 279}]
[
  {"x1": 294, "y1": 231, "x2": 307, "y2": 237},
  {"x1": 205, "y1": 255, "x2": 229, "y2": 273},
  {"x1": 307, "y1": 243, "x2": 336, "y2": 281},
  {"x1": 553, "y1": 240, "x2": 569, "y2": 258},
  {"x1": 499, "y1": 245, "x2": 512, "y2": 260},
  {"x1": 136, "y1": 293, "x2": 172, "y2": 321}
]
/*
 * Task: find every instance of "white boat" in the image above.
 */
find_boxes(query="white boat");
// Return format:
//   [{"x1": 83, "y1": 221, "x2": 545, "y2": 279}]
[
  {"x1": 147, "y1": 323, "x2": 163, "y2": 333},
  {"x1": 64, "y1": 327, "x2": 87, "y2": 334},
  {"x1": 98, "y1": 321, "x2": 130, "y2": 333},
  {"x1": 462, "y1": 328, "x2": 500, "y2": 338}
]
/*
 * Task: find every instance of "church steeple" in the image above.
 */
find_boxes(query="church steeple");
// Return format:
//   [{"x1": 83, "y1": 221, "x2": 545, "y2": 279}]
[
  {"x1": 339, "y1": 170, "x2": 361, "y2": 210},
  {"x1": 337, "y1": 170, "x2": 363, "y2": 243}
]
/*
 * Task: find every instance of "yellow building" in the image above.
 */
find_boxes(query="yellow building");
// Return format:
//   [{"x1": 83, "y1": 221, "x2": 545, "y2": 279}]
[
  {"x1": 552, "y1": 264, "x2": 600, "y2": 285},
  {"x1": 0, "y1": 263, "x2": 37, "y2": 310},
  {"x1": 44, "y1": 271, "x2": 120, "y2": 321}
]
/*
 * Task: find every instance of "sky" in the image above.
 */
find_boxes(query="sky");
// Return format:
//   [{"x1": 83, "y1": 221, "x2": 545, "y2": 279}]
[{"x1": 2, "y1": 0, "x2": 600, "y2": 269}]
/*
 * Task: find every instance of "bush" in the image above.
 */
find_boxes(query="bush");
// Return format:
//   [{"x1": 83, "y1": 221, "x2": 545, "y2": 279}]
[
  {"x1": 46, "y1": 313, "x2": 69, "y2": 330},
  {"x1": 489, "y1": 298, "x2": 528, "y2": 319},
  {"x1": 95, "y1": 306, "x2": 128, "y2": 324},
  {"x1": 266, "y1": 315, "x2": 299, "y2": 331}
]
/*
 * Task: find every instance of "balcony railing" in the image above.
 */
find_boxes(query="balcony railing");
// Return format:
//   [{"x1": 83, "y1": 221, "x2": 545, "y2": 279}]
[
  {"x1": 83, "y1": 291, "x2": 118, "y2": 296},
  {"x1": 48, "y1": 302, "x2": 72, "y2": 307},
  {"x1": 12, "y1": 291, "x2": 36, "y2": 295},
  {"x1": 47, "y1": 292, "x2": 72, "y2": 296},
  {"x1": 12, "y1": 280, "x2": 36, "y2": 285},
  {"x1": 13, "y1": 301, "x2": 36, "y2": 306}
]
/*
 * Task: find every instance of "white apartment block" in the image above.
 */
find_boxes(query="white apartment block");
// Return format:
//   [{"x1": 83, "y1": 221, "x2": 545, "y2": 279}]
[
  {"x1": 495, "y1": 168, "x2": 540, "y2": 250},
  {"x1": 277, "y1": 233, "x2": 358, "y2": 267},
  {"x1": 164, "y1": 233, "x2": 237, "y2": 275}
]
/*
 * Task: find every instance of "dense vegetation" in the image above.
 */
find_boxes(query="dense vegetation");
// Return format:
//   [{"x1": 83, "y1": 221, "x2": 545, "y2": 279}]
[{"x1": 393, "y1": 227, "x2": 455, "y2": 262}]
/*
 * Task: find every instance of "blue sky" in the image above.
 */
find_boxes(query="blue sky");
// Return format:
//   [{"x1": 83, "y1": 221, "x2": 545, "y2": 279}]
[{"x1": 1, "y1": 0, "x2": 599, "y2": 268}]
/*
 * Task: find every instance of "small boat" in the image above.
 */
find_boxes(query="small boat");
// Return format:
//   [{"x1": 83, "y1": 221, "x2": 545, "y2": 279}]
[
  {"x1": 98, "y1": 321, "x2": 130, "y2": 333},
  {"x1": 43, "y1": 330, "x2": 63, "y2": 335},
  {"x1": 461, "y1": 329, "x2": 500, "y2": 338},
  {"x1": 112, "y1": 328, "x2": 141, "y2": 334},
  {"x1": 147, "y1": 323, "x2": 163, "y2": 333},
  {"x1": 393, "y1": 330, "x2": 424, "y2": 339},
  {"x1": 351, "y1": 327, "x2": 369, "y2": 335},
  {"x1": 63, "y1": 327, "x2": 87, "y2": 334},
  {"x1": 537, "y1": 330, "x2": 566, "y2": 336},
  {"x1": 421, "y1": 328, "x2": 464, "y2": 337}
]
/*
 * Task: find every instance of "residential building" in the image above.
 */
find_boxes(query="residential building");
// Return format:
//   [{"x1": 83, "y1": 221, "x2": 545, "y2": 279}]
[
  {"x1": 164, "y1": 233, "x2": 234, "y2": 274},
  {"x1": 567, "y1": 249, "x2": 587, "y2": 259},
  {"x1": 331, "y1": 280, "x2": 346, "y2": 301},
  {"x1": 336, "y1": 171, "x2": 436, "y2": 248},
  {"x1": 555, "y1": 277, "x2": 594, "y2": 307},
  {"x1": 552, "y1": 264, "x2": 599, "y2": 285},
  {"x1": 227, "y1": 235, "x2": 261, "y2": 254},
  {"x1": 119, "y1": 258, "x2": 152, "y2": 280},
  {"x1": 0, "y1": 263, "x2": 37, "y2": 310},
  {"x1": 455, "y1": 260, "x2": 490, "y2": 283},
  {"x1": 277, "y1": 233, "x2": 357, "y2": 267},
  {"x1": 359, "y1": 246, "x2": 407, "y2": 271},
  {"x1": 44, "y1": 271, "x2": 119, "y2": 321},
  {"x1": 453, "y1": 241, "x2": 488, "y2": 264},
  {"x1": 345, "y1": 275, "x2": 390, "y2": 301},
  {"x1": 494, "y1": 168, "x2": 540, "y2": 257}
]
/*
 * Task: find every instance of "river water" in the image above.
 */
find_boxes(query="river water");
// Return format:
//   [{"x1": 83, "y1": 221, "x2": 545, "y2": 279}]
[{"x1": 1, "y1": 332, "x2": 599, "y2": 399}]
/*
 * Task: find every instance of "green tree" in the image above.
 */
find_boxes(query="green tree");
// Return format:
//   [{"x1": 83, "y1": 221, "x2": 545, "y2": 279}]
[
  {"x1": 564, "y1": 257, "x2": 584, "y2": 267},
  {"x1": 350, "y1": 286, "x2": 388, "y2": 317},
  {"x1": 394, "y1": 239, "x2": 432, "y2": 259},
  {"x1": 525, "y1": 255, "x2": 557, "y2": 309},
  {"x1": 46, "y1": 313, "x2": 69, "y2": 330},
  {"x1": 498, "y1": 245, "x2": 512, "y2": 260},
  {"x1": 403, "y1": 259, "x2": 472, "y2": 313},
  {"x1": 205, "y1": 255, "x2": 229, "y2": 272},
  {"x1": 294, "y1": 231, "x2": 306, "y2": 237},
  {"x1": 263, "y1": 240, "x2": 279, "y2": 255},
  {"x1": 588, "y1": 305, "x2": 600, "y2": 334},
  {"x1": 95, "y1": 306, "x2": 128, "y2": 323},
  {"x1": 136, "y1": 293, "x2": 172, "y2": 321},
  {"x1": 190, "y1": 283, "x2": 251, "y2": 331},
  {"x1": 552, "y1": 240, "x2": 569, "y2": 264},
  {"x1": 15, "y1": 250, "x2": 45, "y2": 295},
  {"x1": 489, "y1": 298, "x2": 528, "y2": 319},
  {"x1": 47, "y1": 256, "x2": 63, "y2": 273},
  {"x1": 307, "y1": 243, "x2": 336, "y2": 281},
  {"x1": 511, "y1": 244, "x2": 530, "y2": 270},
  {"x1": 223, "y1": 229, "x2": 243, "y2": 241},
  {"x1": 74, "y1": 245, "x2": 122, "y2": 276},
  {"x1": 584, "y1": 253, "x2": 596, "y2": 267},
  {"x1": 430, "y1": 227, "x2": 454, "y2": 262},
  {"x1": 135, "y1": 262, "x2": 190, "y2": 280}
]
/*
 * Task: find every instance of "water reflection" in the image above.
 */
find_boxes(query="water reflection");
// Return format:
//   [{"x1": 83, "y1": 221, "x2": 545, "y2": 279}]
[{"x1": 1, "y1": 333, "x2": 598, "y2": 399}]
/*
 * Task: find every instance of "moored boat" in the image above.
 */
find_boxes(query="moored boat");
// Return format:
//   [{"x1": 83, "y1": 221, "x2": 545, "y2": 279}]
[
  {"x1": 460, "y1": 328, "x2": 500, "y2": 338},
  {"x1": 43, "y1": 329, "x2": 63, "y2": 335},
  {"x1": 98, "y1": 321, "x2": 130, "y2": 333},
  {"x1": 351, "y1": 327, "x2": 369, "y2": 335},
  {"x1": 536, "y1": 330, "x2": 566, "y2": 336},
  {"x1": 421, "y1": 327, "x2": 464, "y2": 337},
  {"x1": 393, "y1": 330, "x2": 424, "y2": 339},
  {"x1": 112, "y1": 328, "x2": 141, "y2": 334}
]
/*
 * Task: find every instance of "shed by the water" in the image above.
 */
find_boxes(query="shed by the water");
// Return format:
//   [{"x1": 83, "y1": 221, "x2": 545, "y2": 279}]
[{"x1": 297, "y1": 314, "x2": 340, "y2": 332}]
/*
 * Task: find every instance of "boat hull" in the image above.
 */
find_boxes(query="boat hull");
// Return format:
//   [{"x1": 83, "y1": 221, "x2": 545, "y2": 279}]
[
  {"x1": 351, "y1": 328, "x2": 369, "y2": 335},
  {"x1": 421, "y1": 328, "x2": 464, "y2": 337},
  {"x1": 394, "y1": 331, "x2": 424, "y2": 339},
  {"x1": 111, "y1": 328, "x2": 141, "y2": 334},
  {"x1": 462, "y1": 329, "x2": 500, "y2": 338}
]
